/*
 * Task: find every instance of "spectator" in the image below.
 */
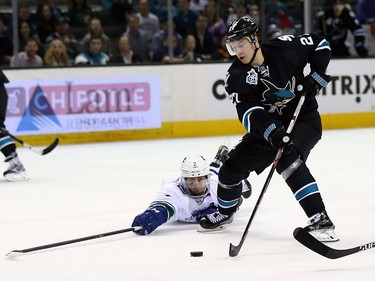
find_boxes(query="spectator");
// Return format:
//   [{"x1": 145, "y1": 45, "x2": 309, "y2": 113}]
[
  {"x1": 6, "y1": 2, "x2": 37, "y2": 39},
  {"x1": 74, "y1": 36, "x2": 110, "y2": 65},
  {"x1": 190, "y1": 0, "x2": 208, "y2": 14},
  {"x1": 248, "y1": 4, "x2": 261, "y2": 26},
  {"x1": 217, "y1": 0, "x2": 232, "y2": 24},
  {"x1": 226, "y1": 4, "x2": 236, "y2": 26},
  {"x1": 36, "y1": 0, "x2": 63, "y2": 22},
  {"x1": 179, "y1": 34, "x2": 203, "y2": 62},
  {"x1": 226, "y1": 3, "x2": 251, "y2": 26},
  {"x1": 237, "y1": 3, "x2": 251, "y2": 20},
  {"x1": 173, "y1": 0, "x2": 198, "y2": 37},
  {"x1": 79, "y1": 17, "x2": 113, "y2": 59},
  {"x1": 152, "y1": 33, "x2": 183, "y2": 63},
  {"x1": 204, "y1": 0, "x2": 227, "y2": 48},
  {"x1": 110, "y1": 36, "x2": 142, "y2": 64},
  {"x1": 265, "y1": 0, "x2": 294, "y2": 32},
  {"x1": 191, "y1": 14, "x2": 215, "y2": 60},
  {"x1": 68, "y1": 0, "x2": 93, "y2": 27},
  {"x1": 151, "y1": 20, "x2": 184, "y2": 60},
  {"x1": 356, "y1": 0, "x2": 375, "y2": 24},
  {"x1": 45, "y1": 17, "x2": 79, "y2": 63},
  {"x1": 18, "y1": 20, "x2": 44, "y2": 58},
  {"x1": 0, "y1": 18, "x2": 13, "y2": 66},
  {"x1": 102, "y1": 0, "x2": 112, "y2": 9},
  {"x1": 123, "y1": 15, "x2": 150, "y2": 62},
  {"x1": 136, "y1": 0, "x2": 160, "y2": 43},
  {"x1": 152, "y1": 0, "x2": 176, "y2": 24},
  {"x1": 35, "y1": 4, "x2": 57, "y2": 44},
  {"x1": 317, "y1": 0, "x2": 368, "y2": 57},
  {"x1": 44, "y1": 39, "x2": 71, "y2": 66},
  {"x1": 211, "y1": 35, "x2": 232, "y2": 61},
  {"x1": 267, "y1": 23, "x2": 283, "y2": 40},
  {"x1": 10, "y1": 38, "x2": 44, "y2": 68},
  {"x1": 110, "y1": 0, "x2": 133, "y2": 25}
]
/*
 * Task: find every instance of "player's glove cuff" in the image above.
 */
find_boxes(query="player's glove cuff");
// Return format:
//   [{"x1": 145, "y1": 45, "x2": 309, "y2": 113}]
[
  {"x1": 355, "y1": 42, "x2": 368, "y2": 58},
  {"x1": 297, "y1": 72, "x2": 331, "y2": 95},
  {"x1": 264, "y1": 121, "x2": 294, "y2": 154},
  {"x1": 131, "y1": 206, "x2": 168, "y2": 235}
]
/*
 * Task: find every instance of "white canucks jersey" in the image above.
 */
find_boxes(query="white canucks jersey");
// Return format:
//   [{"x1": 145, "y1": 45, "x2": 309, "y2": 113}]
[{"x1": 148, "y1": 166, "x2": 221, "y2": 223}]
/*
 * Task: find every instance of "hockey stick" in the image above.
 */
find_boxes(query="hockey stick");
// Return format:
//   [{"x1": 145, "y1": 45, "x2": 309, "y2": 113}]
[
  {"x1": 293, "y1": 227, "x2": 375, "y2": 259},
  {"x1": 6, "y1": 226, "x2": 142, "y2": 257},
  {"x1": 229, "y1": 94, "x2": 306, "y2": 257},
  {"x1": 0, "y1": 128, "x2": 59, "y2": 155}
]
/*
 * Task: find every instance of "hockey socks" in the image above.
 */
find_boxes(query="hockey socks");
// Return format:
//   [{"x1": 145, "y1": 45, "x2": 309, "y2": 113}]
[
  {"x1": 284, "y1": 160, "x2": 325, "y2": 217},
  {"x1": 217, "y1": 182, "x2": 242, "y2": 215}
]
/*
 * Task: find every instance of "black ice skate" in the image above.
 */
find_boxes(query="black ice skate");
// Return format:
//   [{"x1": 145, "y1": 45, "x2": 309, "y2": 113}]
[
  {"x1": 4, "y1": 153, "x2": 29, "y2": 182},
  {"x1": 211, "y1": 145, "x2": 229, "y2": 168},
  {"x1": 242, "y1": 179, "x2": 252, "y2": 199},
  {"x1": 212, "y1": 145, "x2": 252, "y2": 199},
  {"x1": 197, "y1": 211, "x2": 234, "y2": 232},
  {"x1": 304, "y1": 210, "x2": 339, "y2": 242}
]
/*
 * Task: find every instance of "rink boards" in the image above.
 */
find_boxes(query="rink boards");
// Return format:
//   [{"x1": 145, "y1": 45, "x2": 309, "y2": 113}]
[{"x1": 3, "y1": 58, "x2": 375, "y2": 145}]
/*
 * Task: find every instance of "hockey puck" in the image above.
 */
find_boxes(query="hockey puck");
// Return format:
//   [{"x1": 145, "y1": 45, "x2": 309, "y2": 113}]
[{"x1": 190, "y1": 251, "x2": 203, "y2": 257}]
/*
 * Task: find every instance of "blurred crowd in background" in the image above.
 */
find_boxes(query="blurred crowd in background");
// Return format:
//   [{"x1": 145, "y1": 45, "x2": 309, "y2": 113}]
[{"x1": 0, "y1": 0, "x2": 374, "y2": 68}]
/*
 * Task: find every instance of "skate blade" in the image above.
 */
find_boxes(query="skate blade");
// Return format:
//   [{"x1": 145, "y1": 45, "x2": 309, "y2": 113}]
[
  {"x1": 309, "y1": 229, "x2": 340, "y2": 242},
  {"x1": 4, "y1": 172, "x2": 30, "y2": 182},
  {"x1": 196, "y1": 224, "x2": 229, "y2": 233}
]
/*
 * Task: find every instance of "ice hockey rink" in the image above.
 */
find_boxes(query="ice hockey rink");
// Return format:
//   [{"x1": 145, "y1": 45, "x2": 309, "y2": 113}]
[{"x1": 1, "y1": 127, "x2": 374, "y2": 281}]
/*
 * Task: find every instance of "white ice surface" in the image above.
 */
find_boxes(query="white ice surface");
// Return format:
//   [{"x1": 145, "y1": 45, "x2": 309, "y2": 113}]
[{"x1": 1, "y1": 128, "x2": 375, "y2": 281}]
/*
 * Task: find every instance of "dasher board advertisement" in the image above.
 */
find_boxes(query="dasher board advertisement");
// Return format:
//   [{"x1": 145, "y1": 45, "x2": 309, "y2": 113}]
[{"x1": 4, "y1": 76, "x2": 161, "y2": 135}]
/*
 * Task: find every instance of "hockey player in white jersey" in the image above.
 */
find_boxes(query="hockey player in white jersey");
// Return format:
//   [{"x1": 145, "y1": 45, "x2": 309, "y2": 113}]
[{"x1": 131, "y1": 146, "x2": 251, "y2": 235}]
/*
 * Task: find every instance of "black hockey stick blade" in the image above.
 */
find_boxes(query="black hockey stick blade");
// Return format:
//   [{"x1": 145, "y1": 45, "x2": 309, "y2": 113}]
[
  {"x1": 38, "y1": 137, "x2": 59, "y2": 155},
  {"x1": 293, "y1": 227, "x2": 375, "y2": 259},
  {"x1": 229, "y1": 242, "x2": 243, "y2": 257},
  {"x1": 0, "y1": 128, "x2": 59, "y2": 156},
  {"x1": 20, "y1": 137, "x2": 59, "y2": 155},
  {"x1": 6, "y1": 226, "x2": 142, "y2": 257}
]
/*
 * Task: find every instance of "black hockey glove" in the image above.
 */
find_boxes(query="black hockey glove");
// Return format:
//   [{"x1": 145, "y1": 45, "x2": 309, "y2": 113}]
[
  {"x1": 265, "y1": 122, "x2": 293, "y2": 154},
  {"x1": 297, "y1": 71, "x2": 331, "y2": 96},
  {"x1": 355, "y1": 42, "x2": 368, "y2": 58}
]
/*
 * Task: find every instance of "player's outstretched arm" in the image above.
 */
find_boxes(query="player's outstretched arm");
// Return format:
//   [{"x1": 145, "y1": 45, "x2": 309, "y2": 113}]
[{"x1": 131, "y1": 206, "x2": 168, "y2": 235}]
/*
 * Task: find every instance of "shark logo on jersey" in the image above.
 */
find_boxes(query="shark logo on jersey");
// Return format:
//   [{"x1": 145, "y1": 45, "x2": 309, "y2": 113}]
[
  {"x1": 246, "y1": 69, "x2": 258, "y2": 85},
  {"x1": 260, "y1": 77, "x2": 296, "y2": 114}
]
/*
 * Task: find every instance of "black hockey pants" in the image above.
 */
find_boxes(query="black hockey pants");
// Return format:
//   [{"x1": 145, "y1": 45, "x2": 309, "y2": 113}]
[{"x1": 218, "y1": 119, "x2": 326, "y2": 217}]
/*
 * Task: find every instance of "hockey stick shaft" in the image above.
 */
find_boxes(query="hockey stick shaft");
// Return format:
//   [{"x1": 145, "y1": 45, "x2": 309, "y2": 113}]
[
  {"x1": 6, "y1": 226, "x2": 142, "y2": 257},
  {"x1": 293, "y1": 227, "x2": 375, "y2": 259},
  {"x1": 229, "y1": 94, "x2": 306, "y2": 257},
  {"x1": 0, "y1": 128, "x2": 59, "y2": 155}
]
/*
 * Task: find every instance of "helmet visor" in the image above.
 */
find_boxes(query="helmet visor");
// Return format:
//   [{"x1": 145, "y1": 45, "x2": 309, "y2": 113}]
[
  {"x1": 226, "y1": 42, "x2": 237, "y2": 56},
  {"x1": 225, "y1": 38, "x2": 250, "y2": 56}
]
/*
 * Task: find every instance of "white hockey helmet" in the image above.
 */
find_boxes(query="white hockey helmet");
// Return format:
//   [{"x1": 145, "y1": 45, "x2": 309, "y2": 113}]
[{"x1": 180, "y1": 155, "x2": 209, "y2": 178}]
